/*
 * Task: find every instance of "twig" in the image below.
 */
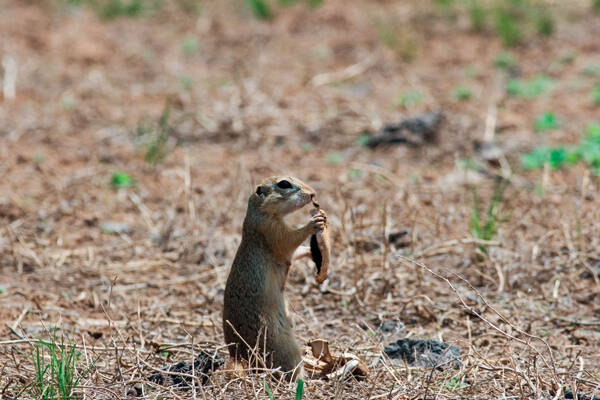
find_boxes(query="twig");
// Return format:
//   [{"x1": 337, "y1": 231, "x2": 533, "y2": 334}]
[
  {"x1": 128, "y1": 192, "x2": 156, "y2": 231},
  {"x1": 11, "y1": 305, "x2": 30, "y2": 332},
  {"x1": 224, "y1": 320, "x2": 269, "y2": 371},
  {"x1": 348, "y1": 162, "x2": 402, "y2": 187},
  {"x1": 483, "y1": 103, "x2": 497, "y2": 143},
  {"x1": 76, "y1": 385, "x2": 121, "y2": 399},
  {"x1": 4, "y1": 324, "x2": 27, "y2": 341},
  {"x1": 146, "y1": 317, "x2": 214, "y2": 327},
  {"x1": 413, "y1": 237, "x2": 500, "y2": 258},
  {"x1": 395, "y1": 254, "x2": 559, "y2": 386},
  {"x1": 2, "y1": 56, "x2": 17, "y2": 100},
  {"x1": 552, "y1": 318, "x2": 600, "y2": 327},
  {"x1": 310, "y1": 56, "x2": 376, "y2": 87},
  {"x1": 0, "y1": 338, "x2": 150, "y2": 353}
]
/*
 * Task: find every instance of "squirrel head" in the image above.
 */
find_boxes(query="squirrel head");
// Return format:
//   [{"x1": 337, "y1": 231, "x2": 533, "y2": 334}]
[{"x1": 251, "y1": 176, "x2": 316, "y2": 217}]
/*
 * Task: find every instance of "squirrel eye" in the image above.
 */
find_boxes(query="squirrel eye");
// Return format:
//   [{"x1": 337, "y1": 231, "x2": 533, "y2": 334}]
[{"x1": 276, "y1": 180, "x2": 293, "y2": 189}]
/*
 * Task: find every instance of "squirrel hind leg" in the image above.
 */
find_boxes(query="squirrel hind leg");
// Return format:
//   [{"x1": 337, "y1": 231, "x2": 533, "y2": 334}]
[{"x1": 267, "y1": 334, "x2": 303, "y2": 379}]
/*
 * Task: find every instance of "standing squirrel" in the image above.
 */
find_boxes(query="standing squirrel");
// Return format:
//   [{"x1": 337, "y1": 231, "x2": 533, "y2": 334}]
[{"x1": 223, "y1": 176, "x2": 326, "y2": 379}]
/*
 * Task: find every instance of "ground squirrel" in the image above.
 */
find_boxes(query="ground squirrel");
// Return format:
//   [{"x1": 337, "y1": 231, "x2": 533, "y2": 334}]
[{"x1": 223, "y1": 176, "x2": 326, "y2": 379}]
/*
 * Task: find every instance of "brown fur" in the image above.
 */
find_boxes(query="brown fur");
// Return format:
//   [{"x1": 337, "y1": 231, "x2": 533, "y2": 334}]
[{"x1": 222, "y1": 176, "x2": 326, "y2": 379}]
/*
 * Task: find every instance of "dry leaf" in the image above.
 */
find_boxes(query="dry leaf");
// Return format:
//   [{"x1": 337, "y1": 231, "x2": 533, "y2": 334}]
[
  {"x1": 305, "y1": 339, "x2": 368, "y2": 380},
  {"x1": 310, "y1": 203, "x2": 331, "y2": 283}
]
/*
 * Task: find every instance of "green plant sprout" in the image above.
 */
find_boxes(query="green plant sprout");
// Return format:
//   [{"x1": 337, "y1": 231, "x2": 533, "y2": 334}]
[
  {"x1": 245, "y1": 0, "x2": 324, "y2": 20},
  {"x1": 493, "y1": 5, "x2": 522, "y2": 47},
  {"x1": 356, "y1": 132, "x2": 371, "y2": 148},
  {"x1": 470, "y1": 179, "x2": 510, "y2": 254},
  {"x1": 592, "y1": 87, "x2": 600, "y2": 106},
  {"x1": 435, "y1": 0, "x2": 554, "y2": 47},
  {"x1": 579, "y1": 123, "x2": 600, "y2": 171},
  {"x1": 494, "y1": 52, "x2": 516, "y2": 70},
  {"x1": 246, "y1": 0, "x2": 272, "y2": 19},
  {"x1": 534, "y1": 111, "x2": 560, "y2": 132},
  {"x1": 111, "y1": 172, "x2": 134, "y2": 188},
  {"x1": 521, "y1": 123, "x2": 600, "y2": 173},
  {"x1": 445, "y1": 376, "x2": 469, "y2": 391},
  {"x1": 467, "y1": 0, "x2": 486, "y2": 31},
  {"x1": 583, "y1": 65, "x2": 599, "y2": 77},
  {"x1": 397, "y1": 90, "x2": 422, "y2": 108},
  {"x1": 454, "y1": 85, "x2": 473, "y2": 101},
  {"x1": 507, "y1": 75, "x2": 554, "y2": 98},
  {"x1": 465, "y1": 65, "x2": 479, "y2": 78},
  {"x1": 179, "y1": 75, "x2": 193, "y2": 91},
  {"x1": 181, "y1": 36, "x2": 199, "y2": 55},
  {"x1": 535, "y1": 9, "x2": 554, "y2": 36},
  {"x1": 347, "y1": 168, "x2": 363, "y2": 180},
  {"x1": 134, "y1": 105, "x2": 174, "y2": 166},
  {"x1": 326, "y1": 152, "x2": 345, "y2": 165},
  {"x1": 64, "y1": 0, "x2": 159, "y2": 20}
]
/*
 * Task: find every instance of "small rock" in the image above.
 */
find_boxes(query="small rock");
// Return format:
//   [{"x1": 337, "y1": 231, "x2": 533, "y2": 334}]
[
  {"x1": 559, "y1": 388, "x2": 600, "y2": 400},
  {"x1": 572, "y1": 329, "x2": 600, "y2": 343},
  {"x1": 439, "y1": 169, "x2": 485, "y2": 188},
  {"x1": 149, "y1": 350, "x2": 224, "y2": 389},
  {"x1": 388, "y1": 229, "x2": 411, "y2": 248},
  {"x1": 366, "y1": 112, "x2": 443, "y2": 148},
  {"x1": 125, "y1": 383, "x2": 143, "y2": 397},
  {"x1": 384, "y1": 338, "x2": 460, "y2": 370},
  {"x1": 579, "y1": 261, "x2": 600, "y2": 280},
  {"x1": 377, "y1": 320, "x2": 405, "y2": 334},
  {"x1": 474, "y1": 140, "x2": 504, "y2": 164},
  {"x1": 352, "y1": 239, "x2": 381, "y2": 252}
]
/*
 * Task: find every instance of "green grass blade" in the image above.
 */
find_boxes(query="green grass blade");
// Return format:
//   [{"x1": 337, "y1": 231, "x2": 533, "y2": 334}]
[
  {"x1": 246, "y1": 0, "x2": 272, "y2": 19},
  {"x1": 264, "y1": 379, "x2": 275, "y2": 400},
  {"x1": 296, "y1": 378, "x2": 305, "y2": 400}
]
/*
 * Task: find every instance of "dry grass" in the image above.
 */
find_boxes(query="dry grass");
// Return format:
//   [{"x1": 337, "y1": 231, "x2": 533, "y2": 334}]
[{"x1": 1, "y1": 0, "x2": 600, "y2": 398}]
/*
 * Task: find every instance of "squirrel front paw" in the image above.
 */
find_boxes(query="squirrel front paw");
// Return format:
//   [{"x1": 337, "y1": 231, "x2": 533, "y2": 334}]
[{"x1": 308, "y1": 210, "x2": 326, "y2": 234}]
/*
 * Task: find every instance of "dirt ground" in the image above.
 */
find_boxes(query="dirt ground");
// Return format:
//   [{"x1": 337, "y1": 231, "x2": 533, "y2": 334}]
[{"x1": 1, "y1": 0, "x2": 600, "y2": 398}]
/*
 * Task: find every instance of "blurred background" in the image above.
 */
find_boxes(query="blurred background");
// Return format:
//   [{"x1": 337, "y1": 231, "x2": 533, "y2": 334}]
[{"x1": 2, "y1": 0, "x2": 599, "y2": 175}]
